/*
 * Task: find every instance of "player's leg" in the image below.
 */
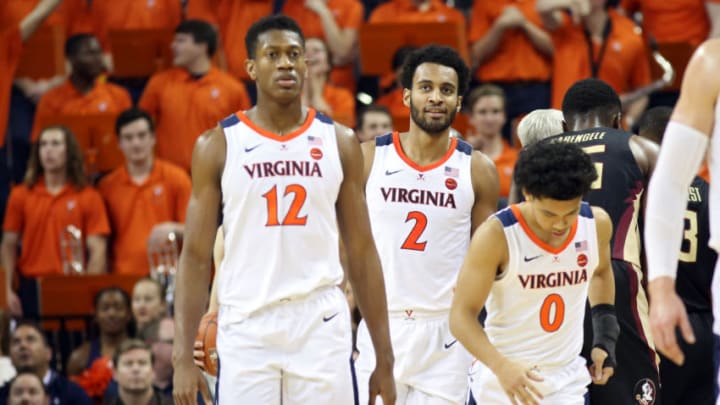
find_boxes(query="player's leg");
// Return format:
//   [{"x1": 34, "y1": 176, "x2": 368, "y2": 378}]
[
  {"x1": 588, "y1": 260, "x2": 660, "y2": 405},
  {"x1": 215, "y1": 310, "x2": 282, "y2": 404},
  {"x1": 283, "y1": 287, "x2": 356, "y2": 404}
]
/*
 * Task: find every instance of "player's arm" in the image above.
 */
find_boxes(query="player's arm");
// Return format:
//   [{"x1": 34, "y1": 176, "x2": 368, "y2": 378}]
[
  {"x1": 209, "y1": 225, "x2": 224, "y2": 314},
  {"x1": 335, "y1": 124, "x2": 396, "y2": 404},
  {"x1": 172, "y1": 127, "x2": 225, "y2": 405},
  {"x1": 19, "y1": 0, "x2": 62, "y2": 41},
  {"x1": 470, "y1": 151, "x2": 500, "y2": 234},
  {"x1": 85, "y1": 235, "x2": 107, "y2": 274},
  {"x1": 587, "y1": 207, "x2": 619, "y2": 385},
  {"x1": 450, "y1": 218, "x2": 544, "y2": 404}
]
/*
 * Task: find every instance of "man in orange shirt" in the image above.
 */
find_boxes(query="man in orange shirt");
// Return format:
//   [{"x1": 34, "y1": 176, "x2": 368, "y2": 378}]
[
  {"x1": 139, "y1": 20, "x2": 251, "y2": 172},
  {"x1": 356, "y1": 105, "x2": 393, "y2": 143},
  {"x1": 464, "y1": 85, "x2": 519, "y2": 200},
  {"x1": 99, "y1": 109, "x2": 191, "y2": 276},
  {"x1": 470, "y1": 0, "x2": 554, "y2": 140},
  {"x1": 31, "y1": 33, "x2": 132, "y2": 142},
  {"x1": 621, "y1": 0, "x2": 720, "y2": 45},
  {"x1": 377, "y1": 46, "x2": 418, "y2": 131},
  {"x1": 1, "y1": 126, "x2": 110, "y2": 316},
  {"x1": 539, "y1": 0, "x2": 652, "y2": 128},
  {"x1": 302, "y1": 38, "x2": 356, "y2": 127},
  {"x1": 369, "y1": 0, "x2": 466, "y2": 26}
]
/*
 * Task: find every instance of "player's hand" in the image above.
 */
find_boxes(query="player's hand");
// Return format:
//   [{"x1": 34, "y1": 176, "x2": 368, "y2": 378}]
[
  {"x1": 173, "y1": 360, "x2": 211, "y2": 405},
  {"x1": 649, "y1": 277, "x2": 695, "y2": 366},
  {"x1": 193, "y1": 341, "x2": 206, "y2": 370},
  {"x1": 497, "y1": 5, "x2": 525, "y2": 29},
  {"x1": 368, "y1": 360, "x2": 396, "y2": 405},
  {"x1": 588, "y1": 347, "x2": 614, "y2": 385},
  {"x1": 495, "y1": 360, "x2": 544, "y2": 405}
]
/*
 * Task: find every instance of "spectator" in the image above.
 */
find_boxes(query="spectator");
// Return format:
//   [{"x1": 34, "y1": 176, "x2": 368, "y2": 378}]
[
  {"x1": 0, "y1": 311, "x2": 15, "y2": 387},
  {"x1": 368, "y1": 0, "x2": 466, "y2": 27},
  {"x1": 0, "y1": 322, "x2": 91, "y2": 405},
  {"x1": 376, "y1": 46, "x2": 417, "y2": 128},
  {"x1": 469, "y1": 0, "x2": 554, "y2": 139},
  {"x1": 538, "y1": 0, "x2": 652, "y2": 127},
  {"x1": 283, "y1": 0, "x2": 364, "y2": 92},
  {"x1": 139, "y1": 20, "x2": 251, "y2": 172},
  {"x1": 132, "y1": 278, "x2": 167, "y2": 342},
  {"x1": 356, "y1": 105, "x2": 393, "y2": 142},
  {"x1": 5, "y1": 371, "x2": 47, "y2": 405},
  {"x1": 102, "y1": 340, "x2": 171, "y2": 405},
  {"x1": 516, "y1": 108, "x2": 564, "y2": 146},
  {"x1": 149, "y1": 318, "x2": 174, "y2": 397},
  {"x1": 1, "y1": 126, "x2": 110, "y2": 316},
  {"x1": 621, "y1": 0, "x2": 720, "y2": 45},
  {"x1": 465, "y1": 85, "x2": 519, "y2": 198},
  {"x1": 30, "y1": 33, "x2": 132, "y2": 142},
  {"x1": 98, "y1": 109, "x2": 191, "y2": 276},
  {"x1": 302, "y1": 38, "x2": 356, "y2": 127}
]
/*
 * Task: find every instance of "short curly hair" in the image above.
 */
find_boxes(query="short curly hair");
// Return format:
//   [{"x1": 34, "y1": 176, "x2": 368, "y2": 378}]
[
  {"x1": 514, "y1": 140, "x2": 598, "y2": 200},
  {"x1": 245, "y1": 15, "x2": 305, "y2": 59},
  {"x1": 400, "y1": 45, "x2": 470, "y2": 96},
  {"x1": 562, "y1": 78, "x2": 621, "y2": 127}
]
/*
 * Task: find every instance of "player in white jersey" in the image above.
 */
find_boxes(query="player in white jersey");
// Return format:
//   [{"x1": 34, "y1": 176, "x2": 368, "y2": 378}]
[
  {"x1": 356, "y1": 46, "x2": 500, "y2": 404},
  {"x1": 450, "y1": 141, "x2": 619, "y2": 405},
  {"x1": 172, "y1": 16, "x2": 396, "y2": 405},
  {"x1": 645, "y1": 39, "x2": 720, "y2": 393}
]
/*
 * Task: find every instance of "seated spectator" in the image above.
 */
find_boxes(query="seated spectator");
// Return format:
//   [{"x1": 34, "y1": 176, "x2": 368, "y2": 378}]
[
  {"x1": 464, "y1": 85, "x2": 518, "y2": 198},
  {"x1": 98, "y1": 109, "x2": 191, "y2": 276},
  {"x1": 66, "y1": 288, "x2": 133, "y2": 400},
  {"x1": 31, "y1": 33, "x2": 132, "y2": 142},
  {"x1": 356, "y1": 105, "x2": 393, "y2": 142},
  {"x1": 302, "y1": 38, "x2": 356, "y2": 127},
  {"x1": 376, "y1": 46, "x2": 417, "y2": 128},
  {"x1": 1, "y1": 127, "x2": 110, "y2": 316},
  {"x1": 132, "y1": 278, "x2": 168, "y2": 342},
  {"x1": 0, "y1": 322, "x2": 91, "y2": 405},
  {"x1": 149, "y1": 318, "x2": 174, "y2": 397},
  {"x1": 0, "y1": 311, "x2": 15, "y2": 388},
  {"x1": 5, "y1": 371, "x2": 47, "y2": 405},
  {"x1": 102, "y1": 340, "x2": 172, "y2": 405},
  {"x1": 139, "y1": 20, "x2": 251, "y2": 172}
]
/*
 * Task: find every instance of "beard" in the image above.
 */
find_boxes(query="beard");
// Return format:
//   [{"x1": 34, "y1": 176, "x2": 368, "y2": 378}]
[{"x1": 409, "y1": 100, "x2": 457, "y2": 135}]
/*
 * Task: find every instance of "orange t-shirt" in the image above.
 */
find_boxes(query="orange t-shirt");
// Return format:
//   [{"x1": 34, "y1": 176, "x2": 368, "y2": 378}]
[
  {"x1": 0, "y1": 27, "x2": 23, "y2": 148},
  {"x1": 138, "y1": 67, "x2": 251, "y2": 172},
  {"x1": 31, "y1": 79, "x2": 132, "y2": 141},
  {"x1": 621, "y1": 0, "x2": 720, "y2": 46},
  {"x1": 469, "y1": 0, "x2": 552, "y2": 82},
  {"x1": 91, "y1": 0, "x2": 183, "y2": 50},
  {"x1": 550, "y1": 10, "x2": 651, "y2": 108},
  {"x1": 0, "y1": 0, "x2": 92, "y2": 37},
  {"x1": 3, "y1": 182, "x2": 110, "y2": 277},
  {"x1": 214, "y1": 0, "x2": 272, "y2": 81},
  {"x1": 185, "y1": 0, "x2": 223, "y2": 26},
  {"x1": 283, "y1": 0, "x2": 364, "y2": 92},
  {"x1": 322, "y1": 84, "x2": 356, "y2": 128},
  {"x1": 369, "y1": 0, "x2": 466, "y2": 26},
  {"x1": 377, "y1": 88, "x2": 409, "y2": 129},
  {"x1": 494, "y1": 140, "x2": 519, "y2": 198},
  {"x1": 99, "y1": 159, "x2": 191, "y2": 276}
]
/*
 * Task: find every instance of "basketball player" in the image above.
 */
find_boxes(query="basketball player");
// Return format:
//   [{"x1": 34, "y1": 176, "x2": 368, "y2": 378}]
[
  {"x1": 545, "y1": 78, "x2": 660, "y2": 405},
  {"x1": 645, "y1": 38, "x2": 720, "y2": 395},
  {"x1": 450, "y1": 141, "x2": 618, "y2": 404},
  {"x1": 172, "y1": 15, "x2": 396, "y2": 405},
  {"x1": 356, "y1": 45, "x2": 500, "y2": 404},
  {"x1": 638, "y1": 108, "x2": 716, "y2": 405}
]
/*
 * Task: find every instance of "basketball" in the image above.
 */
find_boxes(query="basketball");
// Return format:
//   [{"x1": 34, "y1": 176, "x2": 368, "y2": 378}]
[{"x1": 196, "y1": 311, "x2": 218, "y2": 376}]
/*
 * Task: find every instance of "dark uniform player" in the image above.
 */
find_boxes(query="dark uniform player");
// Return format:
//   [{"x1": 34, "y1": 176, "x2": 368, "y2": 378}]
[
  {"x1": 547, "y1": 79, "x2": 660, "y2": 405},
  {"x1": 638, "y1": 107, "x2": 716, "y2": 405}
]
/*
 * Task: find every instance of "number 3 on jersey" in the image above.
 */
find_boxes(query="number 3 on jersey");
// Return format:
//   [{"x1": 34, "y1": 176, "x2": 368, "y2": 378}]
[
  {"x1": 263, "y1": 184, "x2": 308, "y2": 226},
  {"x1": 401, "y1": 211, "x2": 428, "y2": 251}
]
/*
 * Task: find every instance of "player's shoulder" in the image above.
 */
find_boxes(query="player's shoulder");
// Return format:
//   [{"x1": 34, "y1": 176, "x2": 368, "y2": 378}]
[{"x1": 589, "y1": 205, "x2": 613, "y2": 236}]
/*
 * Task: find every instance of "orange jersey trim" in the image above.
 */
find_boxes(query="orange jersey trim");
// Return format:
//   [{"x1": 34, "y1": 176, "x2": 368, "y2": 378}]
[
  {"x1": 236, "y1": 108, "x2": 317, "y2": 142},
  {"x1": 392, "y1": 131, "x2": 458, "y2": 172},
  {"x1": 510, "y1": 204, "x2": 579, "y2": 255}
]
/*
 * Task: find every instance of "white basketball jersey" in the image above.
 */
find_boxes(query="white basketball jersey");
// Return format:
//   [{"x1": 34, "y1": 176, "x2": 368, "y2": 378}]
[
  {"x1": 365, "y1": 132, "x2": 474, "y2": 312},
  {"x1": 218, "y1": 108, "x2": 344, "y2": 322},
  {"x1": 485, "y1": 203, "x2": 599, "y2": 370}
]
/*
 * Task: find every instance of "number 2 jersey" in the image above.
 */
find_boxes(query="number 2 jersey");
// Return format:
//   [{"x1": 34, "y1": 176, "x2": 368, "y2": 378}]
[
  {"x1": 217, "y1": 108, "x2": 344, "y2": 323},
  {"x1": 365, "y1": 132, "x2": 474, "y2": 313},
  {"x1": 487, "y1": 203, "x2": 599, "y2": 369}
]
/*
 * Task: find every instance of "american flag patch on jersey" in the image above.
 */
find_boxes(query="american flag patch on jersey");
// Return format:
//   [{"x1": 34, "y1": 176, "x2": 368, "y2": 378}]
[
  {"x1": 575, "y1": 241, "x2": 588, "y2": 252},
  {"x1": 444, "y1": 166, "x2": 459, "y2": 178},
  {"x1": 307, "y1": 135, "x2": 323, "y2": 146}
]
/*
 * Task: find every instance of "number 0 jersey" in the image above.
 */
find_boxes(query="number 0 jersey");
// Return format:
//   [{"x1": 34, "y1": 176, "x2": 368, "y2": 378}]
[
  {"x1": 365, "y1": 132, "x2": 474, "y2": 313},
  {"x1": 218, "y1": 108, "x2": 344, "y2": 323},
  {"x1": 487, "y1": 204, "x2": 599, "y2": 370}
]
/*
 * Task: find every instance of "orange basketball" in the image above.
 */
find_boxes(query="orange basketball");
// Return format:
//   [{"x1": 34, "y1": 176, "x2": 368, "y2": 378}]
[{"x1": 196, "y1": 311, "x2": 218, "y2": 376}]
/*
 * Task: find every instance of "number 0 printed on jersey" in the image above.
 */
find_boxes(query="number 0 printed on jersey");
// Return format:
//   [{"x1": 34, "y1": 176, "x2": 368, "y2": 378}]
[
  {"x1": 540, "y1": 293, "x2": 565, "y2": 332},
  {"x1": 262, "y1": 184, "x2": 308, "y2": 226}
]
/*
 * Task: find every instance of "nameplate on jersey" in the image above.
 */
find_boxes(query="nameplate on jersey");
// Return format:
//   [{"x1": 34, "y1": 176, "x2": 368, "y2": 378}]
[{"x1": 380, "y1": 187, "x2": 456, "y2": 209}]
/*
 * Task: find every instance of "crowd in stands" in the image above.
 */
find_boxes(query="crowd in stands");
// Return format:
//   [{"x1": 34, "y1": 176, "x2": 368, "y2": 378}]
[{"x1": 0, "y1": 0, "x2": 719, "y2": 403}]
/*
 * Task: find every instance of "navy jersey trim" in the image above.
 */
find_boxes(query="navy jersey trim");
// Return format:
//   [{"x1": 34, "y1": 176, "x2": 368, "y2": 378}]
[
  {"x1": 456, "y1": 138, "x2": 473, "y2": 155},
  {"x1": 580, "y1": 202, "x2": 593, "y2": 219},
  {"x1": 219, "y1": 113, "x2": 240, "y2": 128},
  {"x1": 495, "y1": 207, "x2": 518, "y2": 227},
  {"x1": 315, "y1": 111, "x2": 334, "y2": 124},
  {"x1": 375, "y1": 133, "x2": 393, "y2": 147}
]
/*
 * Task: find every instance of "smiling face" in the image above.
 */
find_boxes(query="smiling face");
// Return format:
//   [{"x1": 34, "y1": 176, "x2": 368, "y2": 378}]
[
  {"x1": 246, "y1": 29, "x2": 306, "y2": 104},
  {"x1": 404, "y1": 62, "x2": 461, "y2": 136}
]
